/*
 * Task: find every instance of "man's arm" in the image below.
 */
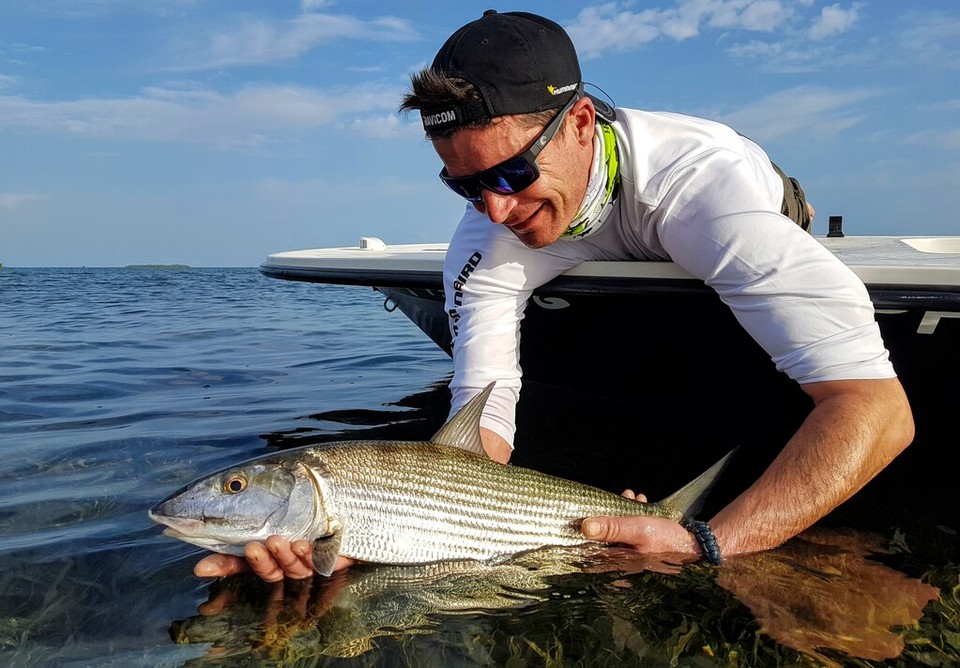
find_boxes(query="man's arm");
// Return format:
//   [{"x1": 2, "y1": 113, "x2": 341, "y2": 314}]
[
  {"x1": 480, "y1": 427, "x2": 513, "y2": 463},
  {"x1": 581, "y1": 376, "x2": 914, "y2": 557}
]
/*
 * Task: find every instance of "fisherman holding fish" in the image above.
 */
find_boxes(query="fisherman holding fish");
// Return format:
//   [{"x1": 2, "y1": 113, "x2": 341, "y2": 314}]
[{"x1": 190, "y1": 10, "x2": 913, "y2": 581}]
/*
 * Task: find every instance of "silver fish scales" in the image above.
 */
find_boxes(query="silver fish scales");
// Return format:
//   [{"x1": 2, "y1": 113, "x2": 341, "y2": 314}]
[
  {"x1": 309, "y1": 441, "x2": 681, "y2": 565},
  {"x1": 150, "y1": 383, "x2": 734, "y2": 576}
]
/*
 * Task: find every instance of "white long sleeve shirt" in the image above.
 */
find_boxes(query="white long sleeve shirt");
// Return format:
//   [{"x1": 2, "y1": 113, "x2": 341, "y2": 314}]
[{"x1": 443, "y1": 108, "x2": 895, "y2": 446}]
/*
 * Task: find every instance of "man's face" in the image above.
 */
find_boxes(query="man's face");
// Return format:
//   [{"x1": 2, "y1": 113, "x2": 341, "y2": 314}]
[{"x1": 432, "y1": 99, "x2": 595, "y2": 249}]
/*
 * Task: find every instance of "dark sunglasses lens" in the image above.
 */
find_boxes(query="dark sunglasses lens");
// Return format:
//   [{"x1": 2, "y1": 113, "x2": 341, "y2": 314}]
[
  {"x1": 443, "y1": 180, "x2": 481, "y2": 201},
  {"x1": 480, "y1": 158, "x2": 539, "y2": 195},
  {"x1": 440, "y1": 172, "x2": 483, "y2": 201},
  {"x1": 439, "y1": 156, "x2": 539, "y2": 201}
]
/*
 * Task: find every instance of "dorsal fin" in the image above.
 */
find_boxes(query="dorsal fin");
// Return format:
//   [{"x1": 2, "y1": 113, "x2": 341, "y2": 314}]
[
  {"x1": 657, "y1": 447, "x2": 739, "y2": 520},
  {"x1": 430, "y1": 382, "x2": 494, "y2": 456}
]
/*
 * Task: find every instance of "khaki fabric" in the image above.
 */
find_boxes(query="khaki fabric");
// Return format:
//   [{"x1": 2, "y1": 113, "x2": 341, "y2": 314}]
[{"x1": 771, "y1": 162, "x2": 812, "y2": 233}]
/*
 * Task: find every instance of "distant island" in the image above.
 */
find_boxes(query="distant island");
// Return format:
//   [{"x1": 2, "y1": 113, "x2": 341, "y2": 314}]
[{"x1": 124, "y1": 264, "x2": 192, "y2": 270}]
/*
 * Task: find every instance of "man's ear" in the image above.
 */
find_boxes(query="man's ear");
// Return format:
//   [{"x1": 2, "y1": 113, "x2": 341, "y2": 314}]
[{"x1": 570, "y1": 96, "x2": 597, "y2": 146}]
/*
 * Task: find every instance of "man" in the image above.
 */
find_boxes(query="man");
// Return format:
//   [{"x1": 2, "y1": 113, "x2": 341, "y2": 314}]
[{"x1": 196, "y1": 10, "x2": 913, "y2": 580}]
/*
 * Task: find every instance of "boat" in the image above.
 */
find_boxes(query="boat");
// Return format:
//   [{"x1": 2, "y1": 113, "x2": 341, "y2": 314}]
[{"x1": 260, "y1": 228, "x2": 960, "y2": 529}]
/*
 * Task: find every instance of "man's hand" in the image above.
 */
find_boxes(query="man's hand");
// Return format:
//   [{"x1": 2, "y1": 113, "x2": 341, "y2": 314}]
[
  {"x1": 581, "y1": 514, "x2": 700, "y2": 556},
  {"x1": 193, "y1": 536, "x2": 354, "y2": 581},
  {"x1": 580, "y1": 489, "x2": 701, "y2": 557}
]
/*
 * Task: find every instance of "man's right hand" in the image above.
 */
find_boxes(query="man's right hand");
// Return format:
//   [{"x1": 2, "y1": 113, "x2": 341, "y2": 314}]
[{"x1": 193, "y1": 536, "x2": 354, "y2": 582}]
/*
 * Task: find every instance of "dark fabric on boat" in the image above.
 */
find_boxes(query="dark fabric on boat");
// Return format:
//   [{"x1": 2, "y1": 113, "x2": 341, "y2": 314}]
[{"x1": 772, "y1": 162, "x2": 812, "y2": 232}]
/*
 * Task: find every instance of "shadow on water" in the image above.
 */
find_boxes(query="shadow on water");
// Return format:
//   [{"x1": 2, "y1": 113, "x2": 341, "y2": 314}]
[{"x1": 260, "y1": 380, "x2": 452, "y2": 449}]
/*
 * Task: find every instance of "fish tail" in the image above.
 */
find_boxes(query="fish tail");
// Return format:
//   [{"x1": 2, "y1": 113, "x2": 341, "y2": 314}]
[{"x1": 656, "y1": 447, "x2": 739, "y2": 520}]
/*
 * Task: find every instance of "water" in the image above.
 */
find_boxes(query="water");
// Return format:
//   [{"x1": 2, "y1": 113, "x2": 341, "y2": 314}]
[{"x1": 0, "y1": 267, "x2": 957, "y2": 667}]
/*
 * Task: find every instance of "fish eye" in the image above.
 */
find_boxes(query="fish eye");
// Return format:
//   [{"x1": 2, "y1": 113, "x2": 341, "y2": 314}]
[{"x1": 223, "y1": 474, "x2": 247, "y2": 494}]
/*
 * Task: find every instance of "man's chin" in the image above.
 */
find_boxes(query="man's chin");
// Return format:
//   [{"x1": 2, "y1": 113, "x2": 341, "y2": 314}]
[
  {"x1": 513, "y1": 228, "x2": 562, "y2": 249},
  {"x1": 503, "y1": 204, "x2": 566, "y2": 248}
]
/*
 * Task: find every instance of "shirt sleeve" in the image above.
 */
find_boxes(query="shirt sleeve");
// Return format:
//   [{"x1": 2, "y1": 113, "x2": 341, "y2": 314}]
[
  {"x1": 654, "y1": 148, "x2": 895, "y2": 383},
  {"x1": 443, "y1": 205, "x2": 580, "y2": 446}
]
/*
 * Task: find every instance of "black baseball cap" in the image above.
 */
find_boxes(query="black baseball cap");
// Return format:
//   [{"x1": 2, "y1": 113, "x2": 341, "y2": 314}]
[{"x1": 420, "y1": 10, "x2": 584, "y2": 133}]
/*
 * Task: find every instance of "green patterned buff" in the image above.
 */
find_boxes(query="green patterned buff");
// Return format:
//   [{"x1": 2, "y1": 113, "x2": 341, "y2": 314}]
[{"x1": 564, "y1": 122, "x2": 620, "y2": 238}]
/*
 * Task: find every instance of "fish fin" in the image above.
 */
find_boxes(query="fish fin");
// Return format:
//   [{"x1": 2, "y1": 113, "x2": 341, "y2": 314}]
[
  {"x1": 430, "y1": 382, "x2": 495, "y2": 456},
  {"x1": 657, "y1": 447, "x2": 739, "y2": 520},
  {"x1": 312, "y1": 530, "x2": 343, "y2": 577}
]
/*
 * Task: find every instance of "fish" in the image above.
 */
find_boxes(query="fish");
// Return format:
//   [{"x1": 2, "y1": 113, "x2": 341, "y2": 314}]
[{"x1": 149, "y1": 383, "x2": 735, "y2": 576}]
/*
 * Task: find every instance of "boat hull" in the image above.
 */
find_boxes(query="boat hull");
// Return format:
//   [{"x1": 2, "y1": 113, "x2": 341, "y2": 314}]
[{"x1": 261, "y1": 236, "x2": 960, "y2": 529}]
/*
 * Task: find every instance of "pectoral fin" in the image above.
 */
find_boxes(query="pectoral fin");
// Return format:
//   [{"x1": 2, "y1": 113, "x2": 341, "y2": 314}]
[{"x1": 312, "y1": 530, "x2": 343, "y2": 577}]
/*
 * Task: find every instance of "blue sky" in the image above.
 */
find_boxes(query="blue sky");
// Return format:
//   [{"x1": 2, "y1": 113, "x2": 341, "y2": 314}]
[{"x1": 1, "y1": 0, "x2": 957, "y2": 266}]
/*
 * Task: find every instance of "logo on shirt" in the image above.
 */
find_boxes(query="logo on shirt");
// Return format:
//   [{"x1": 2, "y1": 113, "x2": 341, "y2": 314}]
[{"x1": 448, "y1": 250, "x2": 483, "y2": 340}]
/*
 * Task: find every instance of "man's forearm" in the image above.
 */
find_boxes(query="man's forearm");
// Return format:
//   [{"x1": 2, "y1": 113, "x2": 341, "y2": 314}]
[
  {"x1": 709, "y1": 377, "x2": 914, "y2": 555},
  {"x1": 480, "y1": 426, "x2": 513, "y2": 463}
]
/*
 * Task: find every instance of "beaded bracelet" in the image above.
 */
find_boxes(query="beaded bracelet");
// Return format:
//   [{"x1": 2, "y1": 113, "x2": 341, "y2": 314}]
[{"x1": 683, "y1": 519, "x2": 723, "y2": 565}]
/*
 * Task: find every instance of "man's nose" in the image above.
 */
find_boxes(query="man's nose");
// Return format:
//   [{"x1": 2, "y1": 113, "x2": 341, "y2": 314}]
[{"x1": 477, "y1": 189, "x2": 518, "y2": 224}]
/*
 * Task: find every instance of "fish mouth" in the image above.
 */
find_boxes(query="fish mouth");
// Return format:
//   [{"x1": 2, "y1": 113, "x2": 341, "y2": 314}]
[
  {"x1": 147, "y1": 509, "x2": 205, "y2": 534},
  {"x1": 159, "y1": 527, "x2": 245, "y2": 556},
  {"x1": 149, "y1": 511, "x2": 245, "y2": 556},
  {"x1": 161, "y1": 526, "x2": 197, "y2": 540}
]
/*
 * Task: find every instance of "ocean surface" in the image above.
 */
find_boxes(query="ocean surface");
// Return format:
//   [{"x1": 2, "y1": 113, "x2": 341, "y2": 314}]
[{"x1": 1, "y1": 267, "x2": 957, "y2": 667}]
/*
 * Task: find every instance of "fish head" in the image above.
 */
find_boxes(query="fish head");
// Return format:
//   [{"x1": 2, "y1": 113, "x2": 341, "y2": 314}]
[{"x1": 149, "y1": 455, "x2": 331, "y2": 555}]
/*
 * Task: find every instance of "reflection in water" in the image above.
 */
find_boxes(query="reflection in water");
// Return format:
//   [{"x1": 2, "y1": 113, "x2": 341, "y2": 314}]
[
  {"x1": 171, "y1": 531, "x2": 943, "y2": 666},
  {"x1": 172, "y1": 548, "x2": 587, "y2": 664},
  {"x1": 716, "y1": 529, "x2": 940, "y2": 666}
]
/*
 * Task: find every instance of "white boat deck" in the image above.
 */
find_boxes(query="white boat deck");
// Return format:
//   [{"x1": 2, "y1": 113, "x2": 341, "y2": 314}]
[{"x1": 263, "y1": 235, "x2": 959, "y2": 288}]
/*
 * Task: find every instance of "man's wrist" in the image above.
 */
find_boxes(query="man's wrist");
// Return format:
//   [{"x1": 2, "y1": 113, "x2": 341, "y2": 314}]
[{"x1": 683, "y1": 519, "x2": 723, "y2": 565}]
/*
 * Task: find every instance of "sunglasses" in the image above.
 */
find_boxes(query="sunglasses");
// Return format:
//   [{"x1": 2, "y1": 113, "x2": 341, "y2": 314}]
[{"x1": 439, "y1": 89, "x2": 582, "y2": 202}]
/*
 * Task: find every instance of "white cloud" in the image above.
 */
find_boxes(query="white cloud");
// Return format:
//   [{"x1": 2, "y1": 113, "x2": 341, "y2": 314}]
[
  {"x1": 568, "y1": 1, "x2": 865, "y2": 63},
  {"x1": 0, "y1": 83, "x2": 405, "y2": 147},
  {"x1": 22, "y1": 0, "x2": 199, "y2": 18},
  {"x1": 723, "y1": 0, "x2": 791, "y2": 32},
  {"x1": 725, "y1": 39, "x2": 824, "y2": 72},
  {"x1": 568, "y1": 0, "x2": 797, "y2": 58},
  {"x1": 337, "y1": 113, "x2": 420, "y2": 139},
  {"x1": 721, "y1": 2, "x2": 865, "y2": 70},
  {"x1": 903, "y1": 128, "x2": 960, "y2": 151},
  {"x1": 715, "y1": 84, "x2": 881, "y2": 142},
  {"x1": 919, "y1": 99, "x2": 960, "y2": 112},
  {"x1": 725, "y1": 39, "x2": 784, "y2": 59},
  {"x1": 897, "y1": 13, "x2": 960, "y2": 69},
  {"x1": 809, "y1": 3, "x2": 860, "y2": 40},
  {"x1": 301, "y1": 0, "x2": 334, "y2": 11},
  {"x1": 0, "y1": 193, "x2": 45, "y2": 211},
  {"x1": 175, "y1": 13, "x2": 420, "y2": 70},
  {"x1": 0, "y1": 74, "x2": 18, "y2": 91},
  {"x1": 946, "y1": 131, "x2": 960, "y2": 150},
  {"x1": 567, "y1": 5, "x2": 669, "y2": 58}
]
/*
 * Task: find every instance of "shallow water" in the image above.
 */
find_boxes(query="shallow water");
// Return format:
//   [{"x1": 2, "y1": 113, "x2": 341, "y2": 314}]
[{"x1": 0, "y1": 267, "x2": 956, "y2": 667}]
